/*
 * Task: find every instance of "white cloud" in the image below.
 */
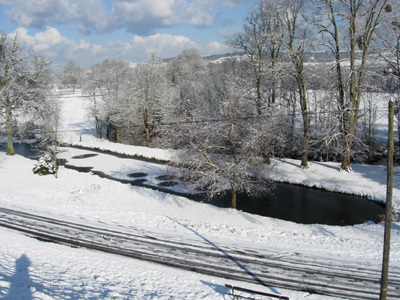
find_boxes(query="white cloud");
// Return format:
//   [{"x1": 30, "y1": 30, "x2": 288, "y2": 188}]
[
  {"x1": 218, "y1": 28, "x2": 238, "y2": 39},
  {"x1": 3, "y1": 0, "x2": 118, "y2": 34},
  {"x1": 182, "y1": 0, "x2": 252, "y2": 28},
  {"x1": 75, "y1": 0, "x2": 119, "y2": 34},
  {"x1": 102, "y1": 33, "x2": 201, "y2": 62},
  {"x1": 33, "y1": 27, "x2": 64, "y2": 51},
  {"x1": 8, "y1": 28, "x2": 208, "y2": 71},
  {"x1": 184, "y1": 9, "x2": 214, "y2": 28},
  {"x1": 114, "y1": 0, "x2": 181, "y2": 27},
  {"x1": 2, "y1": 0, "x2": 252, "y2": 35},
  {"x1": 182, "y1": 0, "x2": 215, "y2": 28},
  {"x1": 8, "y1": 27, "x2": 104, "y2": 70},
  {"x1": 3, "y1": 0, "x2": 184, "y2": 34},
  {"x1": 6, "y1": 0, "x2": 78, "y2": 28},
  {"x1": 131, "y1": 33, "x2": 199, "y2": 58},
  {"x1": 219, "y1": 0, "x2": 253, "y2": 8},
  {"x1": 9, "y1": 27, "x2": 35, "y2": 45},
  {"x1": 205, "y1": 41, "x2": 229, "y2": 55},
  {"x1": 11, "y1": 26, "x2": 67, "y2": 52}
]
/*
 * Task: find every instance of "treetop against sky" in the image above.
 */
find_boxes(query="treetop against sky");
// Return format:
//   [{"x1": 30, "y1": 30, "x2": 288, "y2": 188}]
[{"x1": 0, "y1": 0, "x2": 254, "y2": 71}]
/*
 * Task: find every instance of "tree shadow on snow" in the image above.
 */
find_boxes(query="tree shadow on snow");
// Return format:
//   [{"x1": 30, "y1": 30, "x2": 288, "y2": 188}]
[
  {"x1": 200, "y1": 280, "x2": 229, "y2": 298},
  {"x1": 168, "y1": 217, "x2": 280, "y2": 295},
  {"x1": 313, "y1": 161, "x2": 342, "y2": 172},
  {"x1": 390, "y1": 222, "x2": 400, "y2": 231}
]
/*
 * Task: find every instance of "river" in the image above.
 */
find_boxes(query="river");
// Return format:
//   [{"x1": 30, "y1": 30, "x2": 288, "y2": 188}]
[{"x1": 0, "y1": 143, "x2": 385, "y2": 226}]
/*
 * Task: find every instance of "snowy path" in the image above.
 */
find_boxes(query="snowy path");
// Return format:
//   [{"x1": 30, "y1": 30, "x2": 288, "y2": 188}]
[{"x1": 1, "y1": 207, "x2": 399, "y2": 300}]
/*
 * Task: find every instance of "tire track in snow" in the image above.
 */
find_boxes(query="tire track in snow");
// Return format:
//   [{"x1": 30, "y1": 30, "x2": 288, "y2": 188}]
[{"x1": 0, "y1": 207, "x2": 399, "y2": 300}]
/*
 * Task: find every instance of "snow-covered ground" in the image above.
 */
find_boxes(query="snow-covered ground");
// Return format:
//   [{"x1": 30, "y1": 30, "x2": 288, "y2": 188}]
[
  {"x1": 0, "y1": 90, "x2": 399, "y2": 299},
  {"x1": 58, "y1": 90, "x2": 400, "y2": 210}
]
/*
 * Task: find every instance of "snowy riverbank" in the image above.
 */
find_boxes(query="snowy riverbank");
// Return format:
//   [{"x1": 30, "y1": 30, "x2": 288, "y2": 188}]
[
  {"x1": 1, "y1": 147, "x2": 400, "y2": 300},
  {"x1": 0, "y1": 90, "x2": 399, "y2": 299},
  {"x1": 57, "y1": 90, "x2": 400, "y2": 210}
]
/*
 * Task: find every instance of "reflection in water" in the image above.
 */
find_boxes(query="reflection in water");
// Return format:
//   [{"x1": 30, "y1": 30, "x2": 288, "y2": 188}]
[
  {"x1": 215, "y1": 184, "x2": 385, "y2": 226},
  {"x1": 0, "y1": 143, "x2": 41, "y2": 159}
]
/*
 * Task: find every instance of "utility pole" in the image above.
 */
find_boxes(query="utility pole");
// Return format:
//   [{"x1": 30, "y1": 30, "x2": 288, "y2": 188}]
[{"x1": 380, "y1": 100, "x2": 394, "y2": 300}]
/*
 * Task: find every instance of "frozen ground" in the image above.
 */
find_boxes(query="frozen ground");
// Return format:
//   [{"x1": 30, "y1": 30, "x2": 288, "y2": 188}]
[{"x1": 0, "y1": 89, "x2": 399, "y2": 299}]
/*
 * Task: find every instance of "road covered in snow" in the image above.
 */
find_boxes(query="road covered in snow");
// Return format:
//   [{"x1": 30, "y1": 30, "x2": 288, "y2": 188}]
[
  {"x1": 1, "y1": 207, "x2": 399, "y2": 299},
  {"x1": 0, "y1": 90, "x2": 400, "y2": 299}
]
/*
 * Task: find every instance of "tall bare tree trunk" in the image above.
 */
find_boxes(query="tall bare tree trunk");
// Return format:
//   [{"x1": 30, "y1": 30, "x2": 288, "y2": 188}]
[
  {"x1": 5, "y1": 95, "x2": 15, "y2": 156},
  {"x1": 299, "y1": 77, "x2": 309, "y2": 168},
  {"x1": 301, "y1": 120, "x2": 309, "y2": 167},
  {"x1": 145, "y1": 127, "x2": 151, "y2": 146},
  {"x1": 256, "y1": 76, "x2": 262, "y2": 115},
  {"x1": 231, "y1": 188, "x2": 237, "y2": 209},
  {"x1": 95, "y1": 116, "x2": 102, "y2": 139},
  {"x1": 316, "y1": 0, "x2": 389, "y2": 171},
  {"x1": 341, "y1": 6, "x2": 358, "y2": 171},
  {"x1": 53, "y1": 130, "x2": 58, "y2": 179},
  {"x1": 271, "y1": 57, "x2": 277, "y2": 105},
  {"x1": 129, "y1": 121, "x2": 135, "y2": 145},
  {"x1": 144, "y1": 108, "x2": 151, "y2": 146},
  {"x1": 282, "y1": 0, "x2": 309, "y2": 168},
  {"x1": 341, "y1": 139, "x2": 353, "y2": 171}
]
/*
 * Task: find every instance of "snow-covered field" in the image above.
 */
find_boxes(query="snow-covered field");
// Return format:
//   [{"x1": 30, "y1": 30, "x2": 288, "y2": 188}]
[{"x1": 0, "y1": 90, "x2": 399, "y2": 299}]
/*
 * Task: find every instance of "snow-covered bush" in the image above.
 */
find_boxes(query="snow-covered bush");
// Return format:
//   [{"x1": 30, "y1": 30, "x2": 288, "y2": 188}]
[{"x1": 33, "y1": 154, "x2": 56, "y2": 176}]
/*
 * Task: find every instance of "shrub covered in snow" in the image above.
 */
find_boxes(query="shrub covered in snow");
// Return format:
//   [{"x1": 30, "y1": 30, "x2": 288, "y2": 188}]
[{"x1": 33, "y1": 154, "x2": 56, "y2": 176}]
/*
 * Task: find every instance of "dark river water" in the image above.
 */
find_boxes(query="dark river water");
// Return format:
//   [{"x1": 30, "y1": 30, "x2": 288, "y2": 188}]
[
  {"x1": 191, "y1": 184, "x2": 385, "y2": 226},
  {"x1": 1, "y1": 143, "x2": 386, "y2": 226},
  {"x1": 0, "y1": 142, "x2": 42, "y2": 159}
]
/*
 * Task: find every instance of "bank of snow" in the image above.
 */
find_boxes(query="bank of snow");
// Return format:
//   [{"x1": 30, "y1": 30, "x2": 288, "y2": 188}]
[
  {"x1": 269, "y1": 158, "x2": 400, "y2": 210},
  {"x1": 1, "y1": 151, "x2": 400, "y2": 299},
  {"x1": 57, "y1": 90, "x2": 400, "y2": 211},
  {"x1": 0, "y1": 225, "x2": 232, "y2": 300},
  {"x1": 1, "y1": 89, "x2": 399, "y2": 300}
]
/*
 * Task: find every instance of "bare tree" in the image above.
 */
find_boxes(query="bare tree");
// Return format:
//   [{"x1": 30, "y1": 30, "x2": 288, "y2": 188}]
[
  {"x1": 313, "y1": 0, "x2": 391, "y2": 171},
  {"x1": 227, "y1": 0, "x2": 284, "y2": 112},
  {"x1": 280, "y1": 0, "x2": 311, "y2": 168},
  {"x1": 102, "y1": 60, "x2": 131, "y2": 143},
  {"x1": 168, "y1": 49, "x2": 208, "y2": 120},
  {"x1": 128, "y1": 55, "x2": 168, "y2": 146},
  {"x1": 83, "y1": 60, "x2": 131, "y2": 140},
  {"x1": 60, "y1": 61, "x2": 83, "y2": 92},
  {"x1": 83, "y1": 59, "x2": 132, "y2": 143},
  {"x1": 83, "y1": 63, "x2": 106, "y2": 139},
  {"x1": 163, "y1": 49, "x2": 209, "y2": 148},
  {"x1": 0, "y1": 33, "x2": 55, "y2": 156},
  {"x1": 360, "y1": 92, "x2": 378, "y2": 162},
  {"x1": 0, "y1": 33, "x2": 25, "y2": 155},
  {"x1": 174, "y1": 59, "x2": 273, "y2": 209},
  {"x1": 378, "y1": 3, "x2": 400, "y2": 149},
  {"x1": 30, "y1": 57, "x2": 60, "y2": 177}
]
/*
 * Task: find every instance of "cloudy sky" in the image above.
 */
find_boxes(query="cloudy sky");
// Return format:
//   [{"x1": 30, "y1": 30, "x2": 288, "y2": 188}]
[{"x1": 0, "y1": 0, "x2": 254, "y2": 71}]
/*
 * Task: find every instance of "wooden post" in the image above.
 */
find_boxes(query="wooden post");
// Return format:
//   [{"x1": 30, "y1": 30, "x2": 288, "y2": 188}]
[{"x1": 380, "y1": 100, "x2": 394, "y2": 300}]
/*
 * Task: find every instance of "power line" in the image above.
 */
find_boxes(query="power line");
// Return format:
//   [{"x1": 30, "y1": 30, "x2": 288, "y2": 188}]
[{"x1": 9, "y1": 106, "x2": 395, "y2": 136}]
